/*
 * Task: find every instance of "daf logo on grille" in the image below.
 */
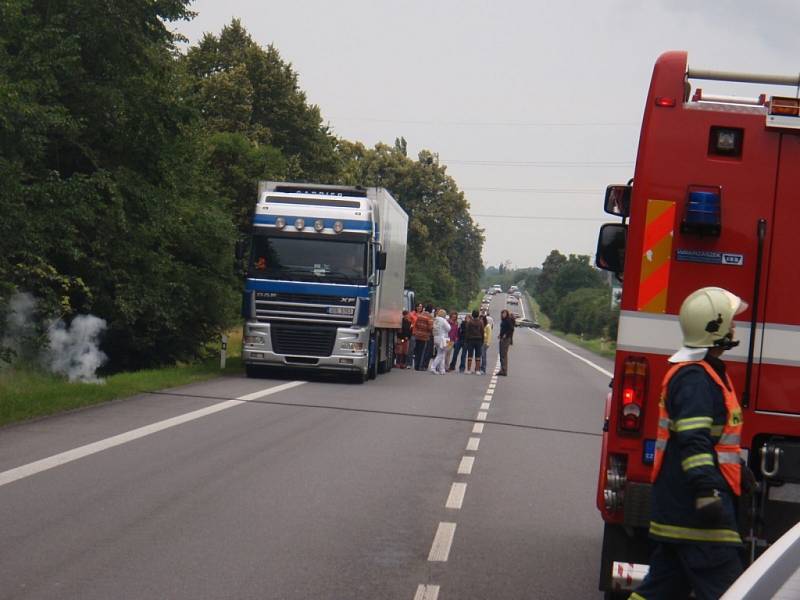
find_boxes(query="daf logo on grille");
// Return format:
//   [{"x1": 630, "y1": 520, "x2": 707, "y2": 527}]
[
  {"x1": 340, "y1": 297, "x2": 356, "y2": 304},
  {"x1": 255, "y1": 292, "x2": 277, "y2": 299}
]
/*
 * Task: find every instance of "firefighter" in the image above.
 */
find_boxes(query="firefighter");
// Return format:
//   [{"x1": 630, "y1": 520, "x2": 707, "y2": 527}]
[{"x1": 630, "y1": 287, "x2": 749, "y2": 600}]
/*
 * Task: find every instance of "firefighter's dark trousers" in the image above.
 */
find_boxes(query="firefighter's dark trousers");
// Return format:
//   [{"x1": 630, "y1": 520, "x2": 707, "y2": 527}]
[{"x1": 629, "y1": 543, "x2": 742, "y2": 600}]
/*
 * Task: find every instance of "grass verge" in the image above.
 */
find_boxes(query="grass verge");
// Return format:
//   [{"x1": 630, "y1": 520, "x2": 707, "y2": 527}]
[{"x1": 0, "y1": 329, "x2": 243, "y2": 427}]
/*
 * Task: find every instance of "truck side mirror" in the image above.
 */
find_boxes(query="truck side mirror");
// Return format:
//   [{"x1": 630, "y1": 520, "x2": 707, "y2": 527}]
[
  {"x1": 377, "y1": 252, "x2": 387, "y2": 270},
  {"x1": 596, "y1": 223, "x2": 627, "y2": 273},
  {"x1": 604, "y1": 185, "x2": 632, "y2": 217},
  {"x1": 235, "y1": 240, "x2": 245, "y2": 260}
]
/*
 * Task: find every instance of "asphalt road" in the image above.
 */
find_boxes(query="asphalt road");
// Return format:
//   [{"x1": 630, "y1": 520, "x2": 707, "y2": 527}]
[{"x1": 0, "y1": 294, "x2": 613, "y2": 599}]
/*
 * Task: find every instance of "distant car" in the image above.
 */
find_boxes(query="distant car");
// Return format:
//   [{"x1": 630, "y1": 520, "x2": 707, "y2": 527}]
[
  {"x1": 516, "y1": 318, "x2": 540, "y2": 329},
  {"x1": 507, "y1": 296, "x2": 519, "y2": 305}
]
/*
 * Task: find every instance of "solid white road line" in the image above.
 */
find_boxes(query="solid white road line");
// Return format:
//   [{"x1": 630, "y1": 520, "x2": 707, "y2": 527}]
[
  {"x1": 428, "y1": 522, "x2": 457, "y2": 561},
  {"x1": 477, "y1": 411, "x2": 487, "y2": 421},
  {"x1": 466, "y1": 437, "x2": 480, "y2": 451},
  {"x1": 472, "y1": 423, "x2": 485, "y2": 434},
  {"x1": 458, "y1": 456, "x2": 475, "y2": 475},
  {"x1": 480, "y1": 402, "x2": 491, "y2": 411},
  {"x1": 446, "y1": 482, "x2": 468, "y2": 509},
  {"x1": 529, "y1": 329, "x2": 613, "y2": 378},
  {"x1": 414, "y1": 584, "x2": 440, "y2": 600},
  {"x1": 0, "y1": 380, "x2": 307, "y2": 488}
]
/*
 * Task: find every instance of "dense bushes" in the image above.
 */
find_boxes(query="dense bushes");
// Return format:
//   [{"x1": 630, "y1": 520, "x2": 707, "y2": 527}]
[
  {"x1": 534, "y1": 251, "x2": 619, "y2": 340},
  {"x1": 0, "y1": 5, "x2": 484, "y2": 370}
]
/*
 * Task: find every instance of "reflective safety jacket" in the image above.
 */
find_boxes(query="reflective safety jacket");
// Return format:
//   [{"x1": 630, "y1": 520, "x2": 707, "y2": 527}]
[{"x1": 648, "y1": 359, "x2": 743, "y2": 545}]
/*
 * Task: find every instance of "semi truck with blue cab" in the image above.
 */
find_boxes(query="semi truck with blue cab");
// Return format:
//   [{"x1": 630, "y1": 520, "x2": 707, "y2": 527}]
[{"x1": 241, "y1": 182, "x2": 408, "y2": 382}]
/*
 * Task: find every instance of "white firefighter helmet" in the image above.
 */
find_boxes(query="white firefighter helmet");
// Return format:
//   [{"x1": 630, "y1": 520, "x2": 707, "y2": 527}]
[{"x1": 669, "y1": 287, "x2": 748, "y2": 363}]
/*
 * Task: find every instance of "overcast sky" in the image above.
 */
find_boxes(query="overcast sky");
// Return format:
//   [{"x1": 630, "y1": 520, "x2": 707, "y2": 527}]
[{"x1": 175, "y1": 0, "x2": 800, "y2": 269}]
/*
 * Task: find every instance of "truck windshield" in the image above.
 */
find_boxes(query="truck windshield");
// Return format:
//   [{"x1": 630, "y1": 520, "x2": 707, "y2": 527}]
[{"x1": 249, "y1": 235, "x2": 368, "y2": 284}]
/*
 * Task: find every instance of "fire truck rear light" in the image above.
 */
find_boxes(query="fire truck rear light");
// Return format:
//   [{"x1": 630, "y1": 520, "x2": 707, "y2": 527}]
[
  {"x1": 622, "y1": 387, "x2": 636, "y2": 405},
  {"x1": 655, "y1": 96, "x2": 676, "y2": 107},
  {"x1": 618, "y1": 357, "x2": 648, "y2": 434},
  {"x1": 769, "y1": 96, "x2": 800, "y2": 116}
]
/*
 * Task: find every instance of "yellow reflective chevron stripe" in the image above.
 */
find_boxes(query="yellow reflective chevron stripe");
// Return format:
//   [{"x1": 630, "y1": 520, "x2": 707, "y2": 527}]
[
  {"x1": 671, "y1": 416, "x2": 713, "y2": 432},
  {"x1": 681, "y1": 453, "x2": 715, "y2": 471},
  {"x1": 649, "y1": 521, "x2": 742, "y2": 543},
  {"x1": 710, "y1": 425, "x2": 724, "y2": 436},
  {"x1": 629, "y1": 594, "x2": 647, "y2": 600}
]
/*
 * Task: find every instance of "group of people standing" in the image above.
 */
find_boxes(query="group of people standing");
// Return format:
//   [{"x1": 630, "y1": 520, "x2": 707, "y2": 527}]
[{"x1": 396, "y1": 304, "x2": 515, "y2": 376}]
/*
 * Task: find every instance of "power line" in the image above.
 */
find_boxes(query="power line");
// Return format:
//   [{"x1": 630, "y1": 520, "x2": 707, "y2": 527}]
[
  {"x1": 471, "y1": 213, "x2": 608, "y2": 222},
  {"x1": 444, "y1": 159, "x2": 633, "y2": 168},
  {"x1": 329, "y1": 116, "x2": 638, "y2": 128},
  {"x1": 463, "y1": 187, "x2": 600, "y2": 194}
]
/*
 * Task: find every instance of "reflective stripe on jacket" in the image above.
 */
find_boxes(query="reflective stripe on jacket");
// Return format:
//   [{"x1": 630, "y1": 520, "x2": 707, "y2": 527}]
[{"x1": 652, "y1": 360, "x2": 743, "y2": 496}]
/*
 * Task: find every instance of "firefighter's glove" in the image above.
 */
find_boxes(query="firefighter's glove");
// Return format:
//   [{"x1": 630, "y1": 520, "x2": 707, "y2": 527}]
[
  {"x1": 695, "y1": 489, "x2": 725, "y2": 525},
  {"x1": 741, "y1": 462, "x2": 758, "y2": 496}
]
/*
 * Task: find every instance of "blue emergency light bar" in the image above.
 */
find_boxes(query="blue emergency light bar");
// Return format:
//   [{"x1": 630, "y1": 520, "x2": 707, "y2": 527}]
[{"x1": 681, "y1": 189, "x2": 721, "y2": 236}]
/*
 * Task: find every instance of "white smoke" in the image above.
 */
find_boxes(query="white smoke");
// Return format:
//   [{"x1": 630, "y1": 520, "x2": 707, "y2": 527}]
[
  {"x1": 2, "y1": 291, "x2": 108, "y2": 382},
  {"x1": 46, "y1": 315, "x2": 108, "y2": 383}
]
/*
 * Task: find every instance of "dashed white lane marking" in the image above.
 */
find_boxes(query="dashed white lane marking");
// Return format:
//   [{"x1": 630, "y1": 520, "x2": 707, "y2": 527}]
[
  {"x1": 458, "y1": 456, "x2": 475, "y2": 475},
  {"x1": 483, "y1": 393, "x2": 493, "y2": 401},
  {"x1": 472, "y1": 423, "x2": 484, "y2": 434},
  {"x1": 480, "y1": 402, "x2": 491, "y2": 411},
  {"x1": 0, "y1": 381, "x2": 307, "y2": 488},
  {"x1": 414, "y1": 584, "x2": 440, "y2": 600},
  {"x1": 529, "y1": 328, "x2": 613, "y2": 378},
  {"x1": 428, "y1": 522, "x2": 457, "y2": 561},
  {"x1": 477, "y1": 411, "x2": 487, "y2": 421},
  {"x1": 488, "y1": 384, "x2": 496, "y2": 390},
  {"x1": 446, "y1": 482, "x2": 468, "y2": 509},
  {"x1": 466, "y1": 437, "x2": 480, "y2": 451}
]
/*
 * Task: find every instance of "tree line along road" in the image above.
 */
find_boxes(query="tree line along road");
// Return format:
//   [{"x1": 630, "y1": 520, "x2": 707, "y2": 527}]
[{"x1": 0, "y1": 294, "x2": 612, "y2": 599}]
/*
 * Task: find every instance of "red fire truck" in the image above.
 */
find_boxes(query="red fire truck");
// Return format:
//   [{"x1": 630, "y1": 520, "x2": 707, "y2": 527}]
[{"x1": 595, "y1": 50, "x2": 800, "y2": 597}]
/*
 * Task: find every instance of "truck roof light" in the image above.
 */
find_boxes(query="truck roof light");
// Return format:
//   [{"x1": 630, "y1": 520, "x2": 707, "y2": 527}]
[
  {"x1": 314, "y1": 219, "x2": 325, "y2": 232},
  {"x1": 769, "y1": 96, "x2": 800, "y2": 116},
  {"x1": 294, "y1": 218, "x2": 305, "y2": 230},
  {"x1": 333, "y1": 220, "x2": 344, "y2": 233},
  {"x1": 275, "y1": 217, "x2": 286, "y2": 230},
  {"x1": 655, "y1": 96, "x2": 676, "y2": 107}
]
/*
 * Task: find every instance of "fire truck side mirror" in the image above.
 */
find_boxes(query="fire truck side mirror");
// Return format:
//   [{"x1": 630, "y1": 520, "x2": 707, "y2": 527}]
[
  {"x1": 596, "y1": 223, "x2": 628, "y2": 273},
  {"x1": 604, "y1": 185, "x2": 632, "y2": 217}
]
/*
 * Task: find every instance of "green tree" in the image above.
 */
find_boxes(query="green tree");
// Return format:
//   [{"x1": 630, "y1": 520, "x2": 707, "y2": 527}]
[
  {"x1": 337, "y1": 141, "x2": 484, "y2": 308},
  {"x1": 0, "y1": 0, "x2": 238, "y2": 369}
]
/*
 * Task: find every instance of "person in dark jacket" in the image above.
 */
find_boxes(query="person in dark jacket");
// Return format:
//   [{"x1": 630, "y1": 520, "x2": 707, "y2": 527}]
[
  {"x1": 413, "y1": 305, "x2": 434, "y2": 371},
  {"x1": 396, "y1": 310, "x2": 413, "y2": 369},
  {"x1": 630, "y1": 287, "x2": 750, "y2": 600},
  {"x1": 450, "y1": 314, "x2": 468, "y2": 373},
  {"x1": 463, "y1": 309, "x2": 484, "y2": 374},
  {"x1": 498, "y1": 309, "x2": 514, "y2": 376}
]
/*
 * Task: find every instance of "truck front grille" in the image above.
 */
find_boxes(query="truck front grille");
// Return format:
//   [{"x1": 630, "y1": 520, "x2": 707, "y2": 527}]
[
  {"x1": 254, "y1": 291, "x2": 356, "y2": 325},
  {"x1": 271, "y1": 324, "x2": 337, "y2": 357}
]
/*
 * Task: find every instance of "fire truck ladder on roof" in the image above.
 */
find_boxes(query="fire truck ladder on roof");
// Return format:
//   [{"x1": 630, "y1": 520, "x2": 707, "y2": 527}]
[{"x1": 686, "y1": 67, "x2": 800, "y2": 106}]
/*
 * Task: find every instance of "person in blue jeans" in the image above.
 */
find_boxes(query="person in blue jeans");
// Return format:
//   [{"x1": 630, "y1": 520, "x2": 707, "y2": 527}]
[{"x1": 479, "y1": 314, "x2": 492, "y2": 374}]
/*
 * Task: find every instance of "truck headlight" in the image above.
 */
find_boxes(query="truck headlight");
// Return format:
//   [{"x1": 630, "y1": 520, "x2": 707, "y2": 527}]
[
  {"x1": 340, "y1": 342, "x2": 365, "y2": 351},
  {"x1": 244, "y1": 335, "x2": 264, "y2": 344}
]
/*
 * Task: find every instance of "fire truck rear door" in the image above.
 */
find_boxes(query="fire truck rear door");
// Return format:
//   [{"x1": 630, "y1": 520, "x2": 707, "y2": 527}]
[{"x1": 757, "y1": 132, "x2": 800, "y2": 415}]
